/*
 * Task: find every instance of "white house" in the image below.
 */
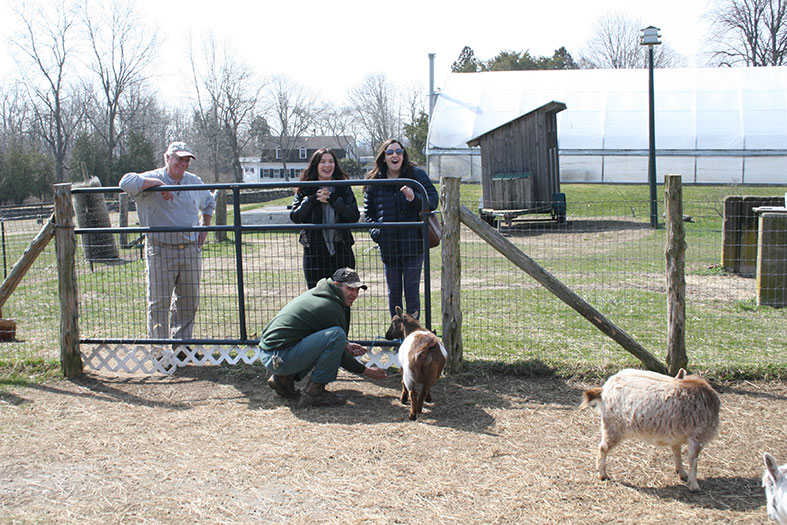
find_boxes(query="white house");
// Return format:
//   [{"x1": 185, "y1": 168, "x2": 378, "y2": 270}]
[{"x1": 240, "y1": 135, "x2": 356, "y2": 183}]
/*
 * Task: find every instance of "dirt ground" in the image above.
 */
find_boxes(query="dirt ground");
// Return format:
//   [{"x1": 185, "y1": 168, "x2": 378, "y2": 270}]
[{"x1": 1, "y1": 366, "x2": 785, "y2": 524}]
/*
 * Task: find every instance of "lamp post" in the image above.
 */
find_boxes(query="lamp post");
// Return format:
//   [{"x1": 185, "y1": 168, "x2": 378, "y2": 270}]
[{"x1": 640, "y1": 26, "x2": 661, "y2": 228}]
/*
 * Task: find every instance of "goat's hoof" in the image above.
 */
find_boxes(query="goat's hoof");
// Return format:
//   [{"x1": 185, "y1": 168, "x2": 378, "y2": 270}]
[
  {"x1": 677, "y1": 471, "x2": 688, "y2": 481},
  {"x1": 408, "y1": 413, "x2": 417, "y2": 421},
  {"x1": 688, "y1": 481, "x2": 700, "y2": 491},
  {"x1": 599, "y1": 474, "x2": 609, "y2": 481}
]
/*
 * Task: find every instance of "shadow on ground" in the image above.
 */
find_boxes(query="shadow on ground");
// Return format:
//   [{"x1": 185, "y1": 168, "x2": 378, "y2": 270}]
[{"x1": 623, "y1": 475, "x2": 764, "y2": 512}]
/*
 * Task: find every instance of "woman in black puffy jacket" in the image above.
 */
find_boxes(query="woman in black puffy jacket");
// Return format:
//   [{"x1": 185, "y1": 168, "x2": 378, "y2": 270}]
[
  {"x1": 364, "y1": 139, "x2": 439, "y2": 318},
  {"x1": 290, "y1": 148, "x2": 359, "y2": 288}
]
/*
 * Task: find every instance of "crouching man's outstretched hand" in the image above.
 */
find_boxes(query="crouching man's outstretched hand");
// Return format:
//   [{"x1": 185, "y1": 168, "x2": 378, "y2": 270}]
[
  {"x1": 362, "y1": 366, "x2": 387, "y2": 380},
  {"x1": 346, "y1": 342, "x2": 366, "y2": 356}
]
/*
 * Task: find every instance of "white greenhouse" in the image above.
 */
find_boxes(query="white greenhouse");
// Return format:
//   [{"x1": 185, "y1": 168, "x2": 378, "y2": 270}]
[{"x1": 426, "y1": 67, "x2": 787, "y2": 185}]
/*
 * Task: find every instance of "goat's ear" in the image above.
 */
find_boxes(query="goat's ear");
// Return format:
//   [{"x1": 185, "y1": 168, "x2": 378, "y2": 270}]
[
  {"x1": 765, "y1": 453, "x2": 785, "y2": 482},
  {"x1": 394, "y1": 306, "x2": 403, "y2": 317},
  {"x1": 675, "y1": 368, "x2": 686, "y2": 379}
]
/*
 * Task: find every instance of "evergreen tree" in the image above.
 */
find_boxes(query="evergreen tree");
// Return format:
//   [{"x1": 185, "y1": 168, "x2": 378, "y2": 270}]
[
  {"x1": 482, "y1": 48, "x2": 578, "y2": 71},
  {"x1": 113, "y1": 130, "x2": 156, "y2": 186},
  {"x1": 0, "y1": 145, "x2": 54, "y2": 204},
  {"x1": 71, "y1": 132, "x2": 112, "y2": 184},
  {"x1": 451, "y1": 46, "x2": 481, "y2": 72},
  {"x1": 541, "y1": 47, "x2": 579, "y2": 69},
  {"x1": 403, "y1": 110, "x2": 429, "y2": 165}
]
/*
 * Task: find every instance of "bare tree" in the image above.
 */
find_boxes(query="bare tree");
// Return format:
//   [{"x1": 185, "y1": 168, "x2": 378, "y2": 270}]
[
  {"x1": 579, "y1": 11, "x2": 685, "y2": 69},
  {"x1": 11, "y1": 0, "x2": 84, "y2": 183},
  {"x1": 314, "y1": 102, "x2": 360, "y2": 161},
  {"x1": 264, "y1": 75, "x2": 317, "y2": 180},
  {"x1": 189, "y1": 32, "x2": 261, "y2": 184},
  {"x1": 217, "y1": 65, "x2": 261, "y2": 185},
  {"x1": 348, "y1": 73, "x2": 403, "y2": 151},
  {"x1": 189, "y1": 32, "x2": 261, "y2": 242},
  {"x1": 706, "y1": 0, "x2": 787, "y2": 66},
  {"x1": 403, "y1": 84, "x2": 426, "y2": 133},
  {"x1": 115, "y1": 83, "x2": 162, "y2": 153},
  {"x1": 80, "y1": 0, "x2": 158, "y2": 157},
  {"x1": 0, "y1": 84, "x2": 33, "y2": 151}
]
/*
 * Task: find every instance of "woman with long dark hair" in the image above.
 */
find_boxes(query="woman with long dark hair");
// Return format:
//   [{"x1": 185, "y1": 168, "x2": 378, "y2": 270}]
[
  {"x1": 290, "y1": 148, "x2": 359, "y2": 288},
  {"x1": 364, "y1": 139, "x2": 438, "y2": 318}
]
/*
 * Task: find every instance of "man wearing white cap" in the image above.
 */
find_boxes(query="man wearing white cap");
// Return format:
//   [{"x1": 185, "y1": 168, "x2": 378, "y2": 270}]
[{"x1": 120, "y1": 141, "x2": 216, "y2": 347}]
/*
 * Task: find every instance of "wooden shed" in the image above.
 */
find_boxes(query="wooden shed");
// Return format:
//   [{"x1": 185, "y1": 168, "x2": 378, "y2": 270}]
[{"x1": 467, "y1": 101, "x2": 567, "y2": 224}]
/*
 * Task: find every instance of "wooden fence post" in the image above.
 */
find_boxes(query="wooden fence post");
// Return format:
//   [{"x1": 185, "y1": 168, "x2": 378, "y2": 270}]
[
  {"x1": 441, "y1": 176, "x2": 462, "y2": 373},
  {"x1": 54, "y1": 183, "x2": 82, "y2": 377},
  {"x1": 665, "y1": 175, "x2": 688, "y2": 374},
  {"x1": 757, "y1": 212, "x2": 787, "y2": 307},
  {"x1": 119, "y1": 192, "x2": 129, "y2": 248}
]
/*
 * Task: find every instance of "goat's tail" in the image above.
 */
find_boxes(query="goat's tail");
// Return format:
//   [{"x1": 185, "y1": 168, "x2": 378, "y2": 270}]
[
  {"x1": 414, "y1": 343, "x2": 442, "y2": 363},
  {"x1": 580, "y1": 387, "x2": 603, "y2": 410}
]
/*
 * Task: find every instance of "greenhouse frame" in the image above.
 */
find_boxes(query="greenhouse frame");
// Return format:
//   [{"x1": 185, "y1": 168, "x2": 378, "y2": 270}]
[{"x1": 427, "y1": 67, "x2": 787, "y2": 185}]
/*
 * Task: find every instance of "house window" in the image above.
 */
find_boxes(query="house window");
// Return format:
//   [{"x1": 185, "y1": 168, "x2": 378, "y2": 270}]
[
  {"x1": 299, "y1": 147, "x2": 307, "y2": 159},
  {"x1": 275, "y1": 148, "x2": 281, "y2": 159},
  {"x1": 263, "y1": 168, "x2": 271, "y2": 178}
]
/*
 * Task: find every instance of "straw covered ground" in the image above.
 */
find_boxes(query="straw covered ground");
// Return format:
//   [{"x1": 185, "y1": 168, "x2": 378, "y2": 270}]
[{"x1": 1, "y1": 366, "x2": 785, "y2": 524}]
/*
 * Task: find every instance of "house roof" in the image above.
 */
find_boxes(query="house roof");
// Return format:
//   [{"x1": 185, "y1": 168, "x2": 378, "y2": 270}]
[{"x1": 257, "y1": 135, "x2": 354, "y2": 150}]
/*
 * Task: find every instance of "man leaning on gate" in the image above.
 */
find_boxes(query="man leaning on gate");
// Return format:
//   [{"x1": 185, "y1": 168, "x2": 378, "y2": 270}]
[{"x1": 119, "y1": 141, "x2": 215, "y2": 351}]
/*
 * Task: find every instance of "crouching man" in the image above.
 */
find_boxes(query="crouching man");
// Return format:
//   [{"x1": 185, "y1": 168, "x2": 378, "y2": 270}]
[{"x1": 259, "y1": 268, "x2": 387, "y2": 406}]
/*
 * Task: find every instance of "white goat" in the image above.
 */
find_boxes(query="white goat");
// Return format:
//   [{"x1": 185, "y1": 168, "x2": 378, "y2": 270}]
[
  {"x1": 581, "y1": 368, "x2": 720, "y2": 491},
  {"x1": 763, "y1": 452, "x2": 787, "y2": 523}
]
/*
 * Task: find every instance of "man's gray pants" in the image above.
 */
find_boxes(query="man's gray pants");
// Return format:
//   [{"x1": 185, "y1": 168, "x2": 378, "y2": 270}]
[{"x1": 145, "y1": 241, "x2": 201, "y2": 340}]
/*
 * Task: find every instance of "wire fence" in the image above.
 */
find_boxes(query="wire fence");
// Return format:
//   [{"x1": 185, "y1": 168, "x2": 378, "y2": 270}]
[
  {"x1": 74, "y1": 229, "x2": 405, "y2": 344},
  {"x1": 456, "y1": 188, "x2": 787, "y2": 376},
  {"x1": 1, "y1": 183, "x2": 786, "y2": 376}
]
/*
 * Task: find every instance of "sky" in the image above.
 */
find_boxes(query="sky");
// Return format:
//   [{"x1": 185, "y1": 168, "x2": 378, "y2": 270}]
[{"x1": 0, "y1": 0, "x2": 714, "y2": 108}]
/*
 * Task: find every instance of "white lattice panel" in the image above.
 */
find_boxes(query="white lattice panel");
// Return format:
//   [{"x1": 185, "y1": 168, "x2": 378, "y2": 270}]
[
  {"x1": 83, "y1": 344, "x2": 261, "y2": 375},
  {"x1": 356, "y1": 342, "x2": 400, "y2": 369},
  {"x1": 83, "y1": 343, "x2": 400, "y2": 375},
  {"x1": 84, "y1": 344, "x2": 177, "y2": 375}
]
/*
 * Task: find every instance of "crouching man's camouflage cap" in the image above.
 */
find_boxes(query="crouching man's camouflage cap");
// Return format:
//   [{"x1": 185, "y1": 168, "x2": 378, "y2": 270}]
[
  {"x1": 165, "y1": 141, "x2": 196, "y2": 159},
  {"x1": 332, "y1": 268, "x2": 368, "y2": 290}
]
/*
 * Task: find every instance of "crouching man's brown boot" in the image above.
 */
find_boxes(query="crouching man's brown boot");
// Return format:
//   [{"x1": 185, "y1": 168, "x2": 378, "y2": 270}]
[
  {"x1": 300, "y1": 380, "x2": 345, "y2": 407},
  {"x1": 267, "y1": 374, "x2": 300, "y2": 399}
]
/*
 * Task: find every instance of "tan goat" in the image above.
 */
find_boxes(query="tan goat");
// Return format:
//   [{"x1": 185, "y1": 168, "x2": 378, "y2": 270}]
[{"x1": 581, "y1": 368, "x2": 720, "y2": 491}]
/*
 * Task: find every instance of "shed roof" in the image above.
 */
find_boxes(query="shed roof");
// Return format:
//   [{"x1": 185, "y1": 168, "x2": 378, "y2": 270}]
[{"x1": 466, "y1": 101, "x2": 566, "y2": 147}]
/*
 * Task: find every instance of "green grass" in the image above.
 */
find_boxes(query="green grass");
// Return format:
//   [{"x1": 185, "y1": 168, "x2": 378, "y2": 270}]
[
  {"x1": 0, "y1": 357, "x2": 62, "y2": 387},
  {"x1": 1, "y1": 182, "x2": 785, "y2": 388}
]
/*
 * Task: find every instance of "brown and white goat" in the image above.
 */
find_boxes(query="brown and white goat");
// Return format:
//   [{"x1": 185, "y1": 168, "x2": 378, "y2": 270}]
[
  {"x1": 385, "y1": 306, "x2": 447, "y2": 421},
  {"x1": 580, "y1": 368, "x2": 720, "y2": 491}
]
